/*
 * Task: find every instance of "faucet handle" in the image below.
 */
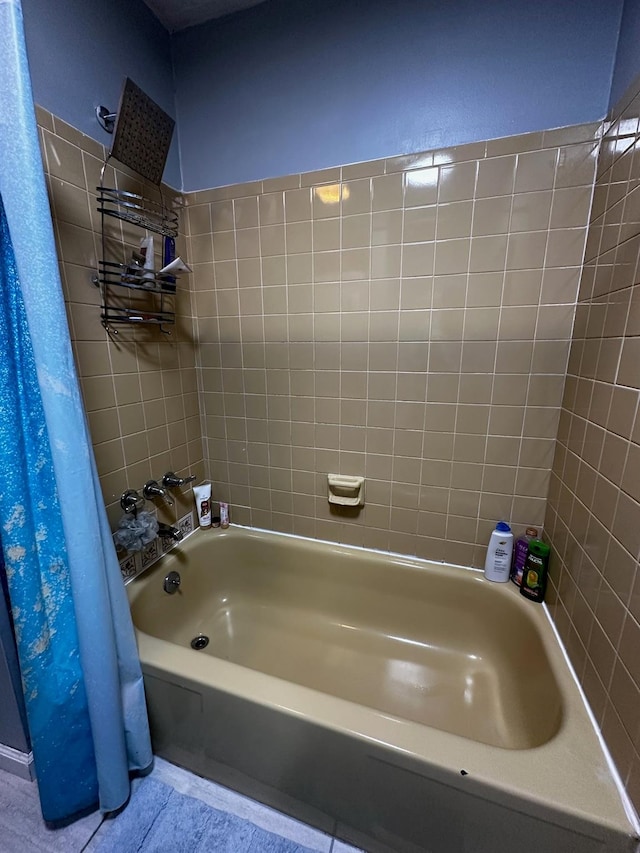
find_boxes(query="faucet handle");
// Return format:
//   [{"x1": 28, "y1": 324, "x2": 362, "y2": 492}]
[
  {"x1": 143, "y1": 479, "x2": 174, "y2": 506},
  {"x1": 162, "y1": 471, "x2": 197, "y2": 488},
  {"x1": 120, "y1": 489, "x2": 145, "y2": 516}
]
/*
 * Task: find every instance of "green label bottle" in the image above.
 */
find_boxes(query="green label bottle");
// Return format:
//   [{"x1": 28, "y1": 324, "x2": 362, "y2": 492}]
[{"x1": 520, "y1": 540, "x2": 550, "y2": 603}]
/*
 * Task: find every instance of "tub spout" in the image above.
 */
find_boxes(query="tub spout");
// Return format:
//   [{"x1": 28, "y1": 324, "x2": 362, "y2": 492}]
[{"x1": 157, "y1": 522, "x2": 183, "y2": 542}]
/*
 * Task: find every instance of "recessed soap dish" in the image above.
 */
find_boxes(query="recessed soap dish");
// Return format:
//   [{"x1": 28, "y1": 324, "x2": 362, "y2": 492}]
[{"x1": 327, "y1": 474, "x2": 365, "y2": 507}]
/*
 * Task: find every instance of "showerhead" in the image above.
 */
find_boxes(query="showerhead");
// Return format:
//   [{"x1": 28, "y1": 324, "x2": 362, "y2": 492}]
[{"x1": 109, "y1": 77, "x2": 175, "y2": 185}]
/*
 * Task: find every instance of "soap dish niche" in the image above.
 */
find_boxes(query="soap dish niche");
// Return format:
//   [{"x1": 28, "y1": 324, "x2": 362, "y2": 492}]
[{"x1": 327, "y1": 474, "x2": 365, "y2": 507}]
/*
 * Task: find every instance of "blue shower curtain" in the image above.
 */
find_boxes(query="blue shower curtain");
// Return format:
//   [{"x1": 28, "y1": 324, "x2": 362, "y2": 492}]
[{"x1": 0, "y1": 0, "x2": 152, "y2": 823}]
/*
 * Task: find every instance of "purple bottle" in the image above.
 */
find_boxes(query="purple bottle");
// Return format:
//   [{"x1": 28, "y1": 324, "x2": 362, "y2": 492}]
[{"x1": 510, "y1": 527, "x2": 538, "y2": 586}]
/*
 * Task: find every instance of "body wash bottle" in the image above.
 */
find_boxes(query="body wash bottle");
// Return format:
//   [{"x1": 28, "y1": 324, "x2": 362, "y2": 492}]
[
  {"x1": 520, "y1": 540, "x2": 550, "y2": 603},
  {"x1": 484, "y1": 521, "x2": 514, "y2": 583},
  {"x1": 510, "y1": 526, "x2": 538, "y2": 586},
  {"x1": 192, "y1": 482, "x2": 212, "y2": 528}
]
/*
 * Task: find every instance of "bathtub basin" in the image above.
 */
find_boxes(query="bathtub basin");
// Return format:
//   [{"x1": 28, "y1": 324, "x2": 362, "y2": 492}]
[{"x1": 127, "y1": 526, "x2": 638, "y2": 853}]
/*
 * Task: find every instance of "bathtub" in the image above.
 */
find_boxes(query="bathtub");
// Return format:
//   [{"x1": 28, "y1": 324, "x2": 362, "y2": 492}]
[{"x1": 127, "y1": 526, "x2": 638, "y2": 853}]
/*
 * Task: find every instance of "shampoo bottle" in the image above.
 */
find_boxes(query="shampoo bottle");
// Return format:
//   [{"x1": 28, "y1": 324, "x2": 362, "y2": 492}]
[
  {"x1": 510, "y1": 526, "x2": 538, "y2": 587},
  {"x1": 520, "y1": 540, "x2": 550, "y2": 603},
  {"x1": 162, "y1": 236, "x2": 176, "y2": 287},
  {"x1": 484, "y1": 522, "x2": 514, "y2": 583}
]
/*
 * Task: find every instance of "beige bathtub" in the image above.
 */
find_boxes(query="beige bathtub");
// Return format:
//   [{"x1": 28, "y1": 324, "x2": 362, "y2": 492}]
[{"x1": 127, "y1": 526, "x2": 638, "y2": 853}]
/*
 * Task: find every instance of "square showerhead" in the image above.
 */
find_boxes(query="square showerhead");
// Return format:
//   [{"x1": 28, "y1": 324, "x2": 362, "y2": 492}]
[{"x1": 109, "y1": 78, "x2": 175, "y2": 185}]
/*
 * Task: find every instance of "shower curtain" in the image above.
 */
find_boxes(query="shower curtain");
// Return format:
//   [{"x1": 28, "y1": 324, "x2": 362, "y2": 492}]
[{"x1": 0, "y1": 0, "x2": 152, "y2": 823}]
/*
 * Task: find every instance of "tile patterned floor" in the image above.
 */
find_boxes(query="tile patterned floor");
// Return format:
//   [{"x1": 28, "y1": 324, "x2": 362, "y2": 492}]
[
  {"x1": 0, "y1": 767, "x2": 102, "y2": 852},
  {"x1": 0, "y1": 757, "x2": 363, "y2": 852}
]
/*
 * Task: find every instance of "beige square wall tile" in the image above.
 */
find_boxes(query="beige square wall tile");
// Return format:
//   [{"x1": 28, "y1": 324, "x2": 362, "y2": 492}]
[
  {"x1": 550, "y1": 186, "x2": 593, "y2": 229},
  {"x1": 514, "y1": 149, "x2": 558, "y2": 193},
  {"x1": 285, "y1": 187, "x2": 312, "y2": 222},
  {"x1": 434, "y1": 239, "x2": 470, "y2": 275},
  {"x1": 473, "y1": 196, "x2": 512, "y2": 236},
  {"x1": 476, "y1": 156, "x2": 516, "y2": 198},
  {"x1": 546, "y1": 228, "x2": 587, "y2": 268},
  {"x1": 436, "y1": 201, "x2": 473, "y2": 240},
  {"x1": 343, "y1": 214, "x2": 371, "y2": 248},
  {"x1": 506, "y1": 231, "x2": 548, "y2": 270},
  {"x1": 503, "y1": 269, "x2": 543, "y2": 306},
  {"x1": 469, "y1": 235, "x2": 508, "y2": 273},
  {"x1": 510, "y1": 191, "x2": 552, "y2": 233},
  {"x1": 433, "y1": 275, "x2": 466, "y2": 309},
  {"x1": 341, "y1": 179, "x2": 371, "y2": 216},
  {"x1": 404, "y1": 168, "x2": 439, "y2": 207},
  {"x1": 372, "y1": 173, "x2": 404, "y2": 211},
  {"x1": 555, "y1": 142, "x2": 598, "y2": 189},
  {"x1": 439, "y1": 161, "x2": 477, "y2": 203}
]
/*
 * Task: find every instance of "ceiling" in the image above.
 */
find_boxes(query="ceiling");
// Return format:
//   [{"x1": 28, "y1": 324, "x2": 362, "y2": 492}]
[{"x1": 142, "y1": 0, "x2": 268, "y2": 32}]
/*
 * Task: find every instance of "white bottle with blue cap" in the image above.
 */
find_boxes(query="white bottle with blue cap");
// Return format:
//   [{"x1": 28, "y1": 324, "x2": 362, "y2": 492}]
[{"x1": 484, "y1": 521, "x2": 514, "y2": 582}]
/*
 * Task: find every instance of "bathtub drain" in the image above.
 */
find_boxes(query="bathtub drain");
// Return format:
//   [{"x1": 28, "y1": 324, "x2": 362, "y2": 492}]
[{"x1": 190, "y1": 635, "x2": 209, "y2": 650}]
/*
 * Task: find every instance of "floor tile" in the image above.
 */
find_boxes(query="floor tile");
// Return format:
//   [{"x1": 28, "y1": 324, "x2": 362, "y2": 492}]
[
  {"x1": 0, "y1": 768, "x2": 102, "y2": 852},
  {"x1": 0, "y1": 756, "x2": 337, "y2": 853},
  {"x1": 151, "y1": 756, "x2": 333, "y2": 852}
]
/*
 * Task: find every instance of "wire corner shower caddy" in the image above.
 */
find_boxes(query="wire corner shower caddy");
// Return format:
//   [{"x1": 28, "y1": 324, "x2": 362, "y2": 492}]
[{"x1": 92, "y1": 77, "x2": 185, "y2": 337}]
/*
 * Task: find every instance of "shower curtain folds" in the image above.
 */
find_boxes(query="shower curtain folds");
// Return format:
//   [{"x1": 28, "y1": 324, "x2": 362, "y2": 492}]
[{"x1": 0, "y1": 0, "x2": 152, "y2": 822}]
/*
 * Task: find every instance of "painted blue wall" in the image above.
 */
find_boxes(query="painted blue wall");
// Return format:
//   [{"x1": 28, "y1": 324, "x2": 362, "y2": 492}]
[
  {"x1": 21, "y1": 0, "x2": 181, "y2": 188},
  {"x1": 609, "y1": 0, "x2": 640, "y2": 110},
  {"x1": 0, "y1": 557, "x2": 30, "y2": 754},
  {"x1": 173, "y1": 0, "x2": 623, "y2": 191}
]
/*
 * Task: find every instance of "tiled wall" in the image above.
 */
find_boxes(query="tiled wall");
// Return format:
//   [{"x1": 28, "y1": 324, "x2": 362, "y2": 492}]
[
  {"x1": 33, "y1": 99, "x2": 640, "y2": 813},
  {"x1": 31, "y1": 97, "x2": 640, "y2": 814},
  {"x1": 545, "y1": 78, "x2": 640, "y2": 808},
  {"x1": 35, "y1": 106, "x2": 204, "y2": 530},
  {"x1": 186, "y1": 125, "x2": 598, "y2": 566}
]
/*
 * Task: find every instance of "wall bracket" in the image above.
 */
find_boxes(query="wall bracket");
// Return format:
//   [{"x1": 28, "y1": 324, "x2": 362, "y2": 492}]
[{"x1": 95, "y1": 105, "x2": 116, "y2": 134}]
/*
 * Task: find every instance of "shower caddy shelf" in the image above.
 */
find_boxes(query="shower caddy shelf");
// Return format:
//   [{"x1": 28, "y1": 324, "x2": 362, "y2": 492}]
[{"x1": 94, "y1": 173, "x2": 181, "y2": 335}]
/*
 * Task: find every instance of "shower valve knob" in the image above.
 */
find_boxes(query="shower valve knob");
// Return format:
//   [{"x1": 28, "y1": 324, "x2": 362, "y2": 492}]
[
  {"x1": 143, "y1": 479, "x2": 174, "y2": 506},
  {"x1": 162, "y1": 471, "x2": 197, "y2": 488},
  {"x1": 120, "y1": 489, "x2": 144, "y2": 516}
]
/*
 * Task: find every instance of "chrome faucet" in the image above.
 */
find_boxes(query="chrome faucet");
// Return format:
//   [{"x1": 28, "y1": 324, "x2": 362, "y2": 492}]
[
  {"x1": 157, "y1": 522, "x2": 183, "y2": 542},
  {"x1": 143, "y1": 479, "x2": 174, "y2": 506},
  {"x1": 162, "y1": 471, "x2": 197, "y2": 489},
  {"x1": 120, "y1": 488, "x2": 145, "y2": 516}
]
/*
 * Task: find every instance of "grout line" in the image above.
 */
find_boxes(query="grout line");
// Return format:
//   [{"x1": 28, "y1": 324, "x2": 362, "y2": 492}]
[{"x1": 80, "y1": 817, "x2": 106, "y2": 852}]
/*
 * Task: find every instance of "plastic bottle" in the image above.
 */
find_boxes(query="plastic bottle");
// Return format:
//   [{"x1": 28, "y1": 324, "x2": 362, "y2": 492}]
[
  {"x1": 192, "y1": 482, "x2": 212, "y2": 529},
  {"x1": 520, "y1": 540, "x2": 550, "y2": 603},
  {"x1": 510, "y1": 527, "x2": 538, "y2": 587},
  {"x1": 139, "y1": 235, "x2": 154, "y2": 280},
  {"x1": 162, "y1": 235, "x2": 176, "y2": 286},
  {"x1": 484, "y1": 522, "x2": 514, "y2": 583},
  {"x1": 219, "y1": 502, "x2": 229, "y2": 529}
]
